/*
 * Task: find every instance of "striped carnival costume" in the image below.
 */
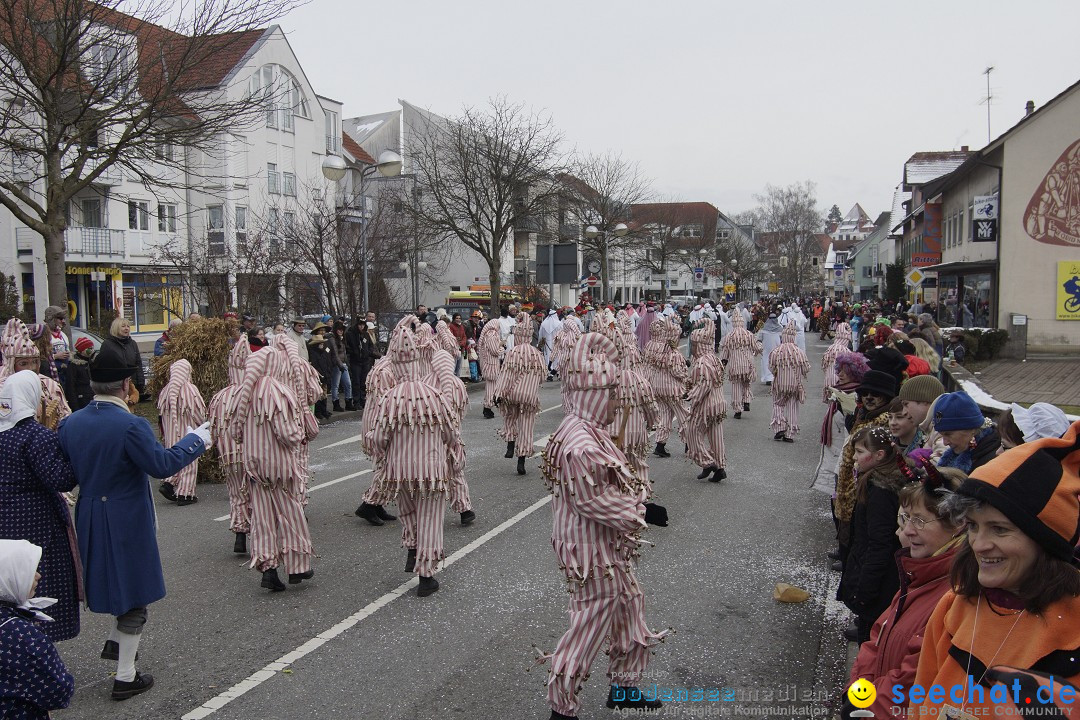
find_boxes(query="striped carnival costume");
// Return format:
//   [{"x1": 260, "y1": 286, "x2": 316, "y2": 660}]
[
  {"x1": 819, "y1": 321, "x2": 852, "y2": 404},
  {"x1": 718, "y1": 311, "x2": 762, "y2": 419},
  {"x1": 0, "y1": 318, "x2": 71, "y2": 430},
  {"x1": 685, "y1": 318, "x2": 728, "y2": 482},
  {"x1": 156, "y1": 359, "x2": 206, "y2": 504},
  {"x1": 207, "y1": 337, "x2": 252, "y2": 553},
  {"x1": 642, "y1": 317, "x2": 687, "y2": 458},
  {"x1": 272, "y1": 333, "x2": 324, "y2": 505},
  {"x1": 494, "y1": 313, "x2": 546, "y2": 475},
  {"x1": 767, "y1": 324, "x2": 810, "y2": 442},
  {"x1": 228, "y1": 344, "x2": 317, "y2": 591},
  {"x1": 537, "y1": 332, "x2": 670, "y2": 720},
  {"x1": 354, "y1": 355, "x2": 400, "y2": 526},
  {"x1": 551, "y1": 314, "x2": 583, "y2": 410},
  {"x1": 478, "y1": 320, "x2": 503, "y2": 419},
  {"x1": 364, "y1": 316, "x2": 462, "y2": 597},
  {"x1": 429, "y1": 340, "x2": 474, "y2": 524}
]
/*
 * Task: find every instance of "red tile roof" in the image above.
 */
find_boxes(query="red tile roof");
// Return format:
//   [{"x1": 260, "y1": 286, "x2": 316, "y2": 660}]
[{"x1": 342, "y1": 131, "x2": 376, "y2": 165}]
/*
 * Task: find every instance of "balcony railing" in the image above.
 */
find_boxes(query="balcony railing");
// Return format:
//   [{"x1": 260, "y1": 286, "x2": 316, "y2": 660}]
[
  {"x1": 66, "y1": 227, "x2": 125, "y2": 257},
  {"x1": 325, "y1": 135, "x2": 340, "y2": 154}
]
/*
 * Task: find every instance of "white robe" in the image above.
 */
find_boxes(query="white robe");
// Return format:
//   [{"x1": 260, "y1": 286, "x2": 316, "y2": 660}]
[
  {"x1": 779, "y1": 307, "x2": 807, "y2": 354},
  {"x1": 538, "y1": 312, "x2": 561, "y2": 364},
  {"x1": 758, "y1": 328, "x2": 781, "y2": 382}
]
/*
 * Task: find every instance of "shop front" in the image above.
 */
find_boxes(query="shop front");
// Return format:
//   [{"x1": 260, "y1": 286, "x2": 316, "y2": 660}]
[
  {"x1": 929, "y1": 261, "x2": 997, "y2": 328},
  {"x1": 64, "y1": 265, "x2": 122, "y2": 331},
  {"x1": 122, "y1": 272, "x2": 184, "y2": 334}
]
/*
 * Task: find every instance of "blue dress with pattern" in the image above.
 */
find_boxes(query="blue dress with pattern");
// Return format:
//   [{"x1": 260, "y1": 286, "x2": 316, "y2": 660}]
[{"x1": 0, "y1": 604, "x2": 75, "y2": 719}]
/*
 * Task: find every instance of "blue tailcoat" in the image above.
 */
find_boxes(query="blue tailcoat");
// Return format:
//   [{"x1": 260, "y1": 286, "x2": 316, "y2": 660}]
[{"x1": 58, "y1": 401, "x2": 205, "y2": 615}]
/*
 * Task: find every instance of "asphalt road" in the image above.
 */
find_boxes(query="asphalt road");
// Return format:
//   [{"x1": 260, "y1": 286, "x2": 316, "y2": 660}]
[{"x1": 52, "y1": 337, "x2": 850, "y2": 720}]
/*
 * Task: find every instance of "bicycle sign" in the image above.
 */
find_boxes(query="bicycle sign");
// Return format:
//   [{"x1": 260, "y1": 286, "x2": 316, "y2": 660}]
[{"x1": 1058, "y1": 261, "x2": 1080, "y2": 320}]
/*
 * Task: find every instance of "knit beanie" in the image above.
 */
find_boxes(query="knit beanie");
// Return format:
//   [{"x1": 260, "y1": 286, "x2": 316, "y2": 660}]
[
  {"x1": 960, "y1": 419, "x2": 1080, "y2": 561},
  {"x1": 932, "y1": 391, "x2": 984, "y2": 432},
  {"x1": 898, "y1": 375, "x2": 945, "y2": 404}
]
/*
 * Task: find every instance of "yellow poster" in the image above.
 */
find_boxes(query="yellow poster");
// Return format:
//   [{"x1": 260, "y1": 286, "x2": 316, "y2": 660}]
[
  {"x1": 768, "y1": 282, "x2": 779, "y2": 293},
  {"x1": 723, "y1": 283, "x2": 736, "y2": 294},
  {"x1": 1058, "y1": 260, "x2": 1080, "y2": 321}
]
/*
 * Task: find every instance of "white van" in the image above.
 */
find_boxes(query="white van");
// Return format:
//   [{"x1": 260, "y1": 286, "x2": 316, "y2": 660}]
[{"x1": 667, "y1": 295, "x2": 699, "y2": 307}]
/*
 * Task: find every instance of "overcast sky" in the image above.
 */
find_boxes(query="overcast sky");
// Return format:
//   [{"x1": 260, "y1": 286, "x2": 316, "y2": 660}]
[{"x1": 281, "y1": 0, "x2": 1080, "y2": 221}]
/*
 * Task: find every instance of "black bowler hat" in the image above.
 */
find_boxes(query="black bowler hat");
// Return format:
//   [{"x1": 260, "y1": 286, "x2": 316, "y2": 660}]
[
  {"x1": 89, "y1": 340, "x2": 137, "y2": 382},
  {"x1": 857, "y1": 370, "x2": 897, "y2": 400}
]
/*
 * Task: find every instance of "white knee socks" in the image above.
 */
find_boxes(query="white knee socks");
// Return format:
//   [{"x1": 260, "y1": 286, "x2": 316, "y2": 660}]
[{"x1": 115, "y1": 631, "x2": 142, "y2": 682}]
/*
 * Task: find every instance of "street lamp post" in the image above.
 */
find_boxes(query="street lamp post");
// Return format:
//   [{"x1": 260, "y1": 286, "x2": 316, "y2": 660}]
[
  {"x1": 583, "y1": 222, "x2": 628, "y2": 303},
  {"x1": 398, "y1": 256, "x2": 428, "y2": 309},
  {"x1": 321, "y1": 149, "x2": 403, "y2": 314}
]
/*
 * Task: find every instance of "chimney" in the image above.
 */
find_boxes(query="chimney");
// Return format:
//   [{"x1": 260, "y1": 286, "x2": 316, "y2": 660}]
[
  {"x1": 961, "y1": 146, "x2": 969, "y2": 152},
  {"x1": 1025, "y1": 100, "x2": 1035, "y2": 116}
]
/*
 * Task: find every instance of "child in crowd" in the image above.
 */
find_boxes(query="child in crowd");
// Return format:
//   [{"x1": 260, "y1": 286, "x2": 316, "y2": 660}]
[
  {"x1": 466, "y1": 339, "x2": 479, "y2": 383},
  {"x1": 944, "y1": 330, "x2": 966, "y2": 365},
  {"x1": 887, "y1": 399, "x2": 924, "y2": 456},
  {"x1": 0, "y1": 539, "x2": 75, "y2": 719},
  {"x1": 65, "y1": 336, "x2": 95, "y2": 411},
  {"x1": 837, "y1": 425, "x2": 913, "y2": 644}
]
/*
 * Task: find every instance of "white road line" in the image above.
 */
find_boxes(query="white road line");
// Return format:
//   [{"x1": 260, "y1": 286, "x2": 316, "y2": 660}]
[
  {"x1": 212, "y1": 469, "x2": 372, "y2": 522},
  {"x1": 184, "y1": 493, "x2": 553, "y2": 719},
  {"x1": 318, "y1": 435, "x2": 361, "y2": 450},
  {"x1": 538, "y1": 404, "x2": 561, "y2": 414}
]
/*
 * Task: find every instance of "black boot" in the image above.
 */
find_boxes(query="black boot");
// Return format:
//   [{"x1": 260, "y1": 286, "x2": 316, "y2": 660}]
[
  {"x1": 782, "y1": 435, "x2": 794, "y2": 443},
  {"x1": 653, "y1": 442, "x2": 670, "y2": 458},
  {"x1": 233, "y1": 532, "x2": 247, "y2": 554},
  {"x1": 405, "y1": 548, "x2": 416, "y2": 573},
  {"x1": 288, "y1": 569, "x2": 314, "y2": 584},
  {"x1": 417, "y1": 575, "x2": 439, "y2": 597},
  {"x1": 696, "y1": 466, "x2": 715, "y2": 480},
  {"x1": 355, "y1": 502, "x2": 384, "y2": 526},
  {"x1": 733, "y1": 411, "x2": 742, "y2": 419},
  {"x1": 517, "y1": 456, "x2": 527, "y2": 475},
  {"x1": 710, "y1": 467, "x2": 727, "y2": 483},
  {"x1": 345, "y1": 399, "x2": 357, "y2": 411},
  {"x1": 460, "y1": 510, "x2": 476, "y2": 526},
  {"x1": 483, "y1": 407, "x2": 495, "y2": 419},
  {"x1": 504, "y1": 440, "x2": 515, "y2": 458},
  {"x1": 774, "y1": 431, "x2": 785, "y2": 440},
  {"x1": 827, "y1": 548, "x2": 840, "y2": 560},
  {"x1": 112, "y1": 671, "x2": 154, "y2": 701},
  {"x1": 261, "y1": 568, "x2": 286, "y2": 592},
  {"x1": 606, "y1": 685, "x2": 663, "y2": 710},
  {"x1": 374, "y1": 505, "x2": 396, "y2": 521},
  {"x1": 158, "y1": 482, "x2": 177, "y2": 502},
  {"x1": 315, "y1": 400, "x2": 331, "y2": 420},
  {"x1": 744, "y1": 402, "x2": 751, "y2": 411},
  {"x1": 549, "y1": 711, "x2": 578, "y2": 720},
  {"x1": 332, "y1": 399, "x2": 344, "y2": 412}
]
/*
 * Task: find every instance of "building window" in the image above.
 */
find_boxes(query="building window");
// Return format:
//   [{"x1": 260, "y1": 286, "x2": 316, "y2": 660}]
[
  {"x1": 267, "y1": 163, "x2": 280, "y2": 194},
  {"x1": 154, "y1": 143, "x2": 175, "y2": 161},
  {"x1": 325, "y1": 110, "x2": 340, "y2": 153},
  {"x1": 283, "y1": 172, "x2": 296, "y2": 197},
  {"x1": 249, "y1": 64, "x2": 310, "y2": 130},
  {"x1": 207, "y1": 205, "x2": 225, "y2": 256},
  {"x1": 128, "y1": 200, "x2": 150, "y2": 231},
  {"x1": 157, "y1": 203, "x2": 177, "y2": 233},
  {"x1": 236, "y1": 206, "x2": 247, "y2": 245}
]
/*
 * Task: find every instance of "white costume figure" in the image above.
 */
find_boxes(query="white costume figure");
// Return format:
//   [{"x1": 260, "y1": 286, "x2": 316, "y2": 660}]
[
  {"x1": 757, "y1": 312, "x2": 783, "y2": 384},
  {"x1": 539, "y1": 309, "x2": 562, "y2": 376},
  {"x1": 779, "y1": 302, "x2": 808, "y2": 354}
]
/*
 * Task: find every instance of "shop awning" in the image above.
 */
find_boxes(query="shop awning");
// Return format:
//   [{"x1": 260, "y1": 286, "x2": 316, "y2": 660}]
[{"x1": 919, "y1": 259, "x2": 998, "y2": 274}]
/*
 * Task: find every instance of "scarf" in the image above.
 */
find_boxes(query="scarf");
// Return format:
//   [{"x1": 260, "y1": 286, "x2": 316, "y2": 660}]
[
  {"x1": 937, "y1": 424, "x2": 995, "y2": 473},
  {"x1": 821, "y1": 378, "x2": 860, "y2": 446},
  {"x1": 0, "y1": 370, "x2": 40, "y2": 432},
  {"x1": 0, "y1": 539, "x2": 57, "y2": 622},
  {"x1": 762, "y1": 316, "x2": 782, "y2": 334}
]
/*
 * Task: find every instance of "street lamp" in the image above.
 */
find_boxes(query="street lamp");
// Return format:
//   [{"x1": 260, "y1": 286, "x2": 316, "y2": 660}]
[
  {"x1": 398, "y1": 256, "x2": 428, "y2": 309},
  {"x1": 323, "y1": 149, "x2": 403, "y2": 314},
  {"x1": 583, "y1": 222, "x2": 628, "y2": 302}
]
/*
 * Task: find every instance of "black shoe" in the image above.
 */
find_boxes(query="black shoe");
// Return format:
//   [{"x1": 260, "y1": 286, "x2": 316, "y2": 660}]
[
  {"x1": 606, "y1": 685, "x2": 663, "y2": 710},
  {"x1": 374, "y1": 505, "x2": 396, "y2": 521},
  {"x1": 733, "y1": 411, "x2": 742, "y2": 419},
  {"x1": 549, "y1": 711, "x2": 578, "y2": 720},
  {"x1": 843, "y1": 624, "x2": 860, "y2": 643},
  {"x1": 653, "y1": 443, "x2": 670, "y2": 458},
  {"x1": 100, "y1": 640, "x2": 138, "y2": 662},
  {"x1": 483, "y1": 407, "x2": 495, "y2": 419},
  {"x1": 417, "y1": 575, "x2": 439, "y2": 597},
  {"x1": 261, "y1": 568, "x2": 286, "y2": 591},
  {"x1": 176, "y1": 494, "x2": 198, "y2": 506},
  {"x1": 643, "y1": 502, "x2": 668, "y2": 527},
  {"x1": 827, "y1": 548, "x2": 840, "y2": 561},
  {"x1": 460, "y1": 510, "x2": 476, "y2": 526},
  {"x1": 517, "y1": 456, "x2": 527, "y2": 475},
  {"x1": 332, "y1": 400, "x2": 344, "y2": 412},
  {"x1": 405, "y1": 548, "x2": 416, "y2": 573},
  {"x1": 743, "y1": 402, "x2": 751, "y2": 411},
  {"x1": 158, "y1": 482, "x2": 176, "y2": 502},
  {"x1": 288, "y1": 569, "x2": 314, "y2": 584},
  {"x1": 831, "y1": 560, "x2": 843, "y2": 572},
  {"x1": 112, "y1": 671, "x2": 154, "y2": 701},
  {"x1": 355, "y1": 502, "x2": 385, "y2": 526},
  {"x1": 344, "y1": 400, "x2": 357, "y2": 411},
  {"x1": 504, "y1": 440, "x2": 515, "y2": 458},
  {"x1": 233, "y1": 532, "x2": 247, "y2": 554},
  {"x1": 782, "y1": 436, "x2": 794, "y2": 443},
  {"x1": 710, "y1": 467, "x2": 727, "y2": 483},
  {"x1": 765, "y1": 380, "x2": 772, "y2": 386},
  {"x1": 774, "y1": 431, "x2": 785, "y2": 440},
  {"x1": 696, "y1": 466, "x2": 715, "y2": 480}
]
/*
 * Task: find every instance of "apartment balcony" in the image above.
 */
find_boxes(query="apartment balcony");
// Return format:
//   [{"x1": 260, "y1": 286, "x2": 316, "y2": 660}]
[
  {"x1": 326, "y1": 135, "x2": 340, "y2": 154},
  {"x1": 66, "y1": 227, "x2": 125, "y2": 260}
]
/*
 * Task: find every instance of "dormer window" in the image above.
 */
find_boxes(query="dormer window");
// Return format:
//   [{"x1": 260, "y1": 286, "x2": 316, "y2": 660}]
[{"x1": 249, "y1": 64, "x2": 310, "y2": 131}]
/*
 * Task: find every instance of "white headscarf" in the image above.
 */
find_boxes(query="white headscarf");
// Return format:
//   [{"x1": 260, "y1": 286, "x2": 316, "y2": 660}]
[
  {"x1": 0, "y1": 539, "x2": 56, "y2": 621},
  {"x1": 0, "y1": 369, "x2": 41, "y2": 433}
]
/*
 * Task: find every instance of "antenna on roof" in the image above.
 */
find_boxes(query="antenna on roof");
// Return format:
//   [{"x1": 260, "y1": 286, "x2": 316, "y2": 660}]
[{"x1": 980, "y1": 66, "x2": 995, "y2": 143}]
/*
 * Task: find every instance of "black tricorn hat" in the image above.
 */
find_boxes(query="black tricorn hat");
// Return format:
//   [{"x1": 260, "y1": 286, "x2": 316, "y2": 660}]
[{"x1": 89, "y1": 340, "x2": 137, "y2": 383}]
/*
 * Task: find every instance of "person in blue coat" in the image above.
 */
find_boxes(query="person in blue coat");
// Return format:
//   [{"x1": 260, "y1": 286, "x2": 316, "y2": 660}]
[{"x1": 58, "y1": 339, "x2": 211, "y2": 701}]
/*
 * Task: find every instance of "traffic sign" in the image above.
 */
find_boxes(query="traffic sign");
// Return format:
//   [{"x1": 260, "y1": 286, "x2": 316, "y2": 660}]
[
  {"x1": 693, "y1": 266, "x2": 705, "y2": 281},
  {"x1": 587, "y1": 275, "x2": 598, "y2": 287},
  {"x1": 905, "y1": 269, "x2": 925, "y2": 286}
]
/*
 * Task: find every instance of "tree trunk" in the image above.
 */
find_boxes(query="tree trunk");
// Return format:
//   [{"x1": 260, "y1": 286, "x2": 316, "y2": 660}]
[
  {"x1": 599, "y1": 239, "x2": 609, "y2": 305},
  {"x1": 487, "y1": 259, "x2": 501, "y2": 319},
  {"x1": 44, "y1": 225, "x2": 67, "y2": 318}
]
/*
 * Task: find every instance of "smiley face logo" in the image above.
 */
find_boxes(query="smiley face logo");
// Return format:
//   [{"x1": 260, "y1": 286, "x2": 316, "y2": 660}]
[{"x1": 848, "y1": 678, "x2": 876, "y2": 709}]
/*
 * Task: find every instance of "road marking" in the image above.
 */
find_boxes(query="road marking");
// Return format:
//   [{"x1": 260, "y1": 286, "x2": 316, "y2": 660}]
[
  {"x1": 539, "y1": 404, "x2": 561, "y2": 414},
  {"x1": 213, "y1": 469, "x2": 373, "y2": 521},
  {"x1": 184, "y1": 493, "x2": 553, "y2": 719},
  {"x1": 318, "y1": 435, "x2": 361, "y2": 450}
]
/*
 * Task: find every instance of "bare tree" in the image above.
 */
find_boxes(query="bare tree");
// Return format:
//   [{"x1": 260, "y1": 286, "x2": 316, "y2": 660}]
[
  {"x1": 628, "y1": 200, "x2": 696, "y2": 301},
  {"x1": 716, "y1": 210, "x2": 768, "y2": 299},
  {"x1": 0, "y1": 0, "x2": 300, "y2": 309},
  {"x1": 400, "y1": 97, "x2": 566, "y2": 317},
  {"x1": 564, "y1": 152, "x2": 651, "y2": 303},
  {"x1": 751, "y1": 181, "x2": 822, "y2": 295}
]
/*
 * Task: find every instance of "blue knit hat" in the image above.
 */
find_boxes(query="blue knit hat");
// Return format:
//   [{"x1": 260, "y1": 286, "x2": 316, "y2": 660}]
[{"x1": 932, "y1": 392, "x2": 985, "y2": 432}]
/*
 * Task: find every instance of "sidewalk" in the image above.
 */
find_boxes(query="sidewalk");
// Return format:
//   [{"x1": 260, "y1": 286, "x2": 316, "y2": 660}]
[{"x1": 973, "y1": 358, "x2": 1080, "y2": 409}]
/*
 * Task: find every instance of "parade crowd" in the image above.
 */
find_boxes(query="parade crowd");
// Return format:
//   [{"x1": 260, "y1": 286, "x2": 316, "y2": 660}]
[{"x1": 1, "y1": 294, "x2": 1079, "y2": 720}]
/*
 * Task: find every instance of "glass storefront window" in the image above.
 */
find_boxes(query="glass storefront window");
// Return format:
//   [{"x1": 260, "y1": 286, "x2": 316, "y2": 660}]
[
  {"x1": 124, "y1": 274, "x2": 183, "y2": 332},
  {"x1": 939, "y1": 275, "x2": 959, "y2": 326},
  {"x1": 937, "y1": 272, "x2": 994, "y2": 328}
]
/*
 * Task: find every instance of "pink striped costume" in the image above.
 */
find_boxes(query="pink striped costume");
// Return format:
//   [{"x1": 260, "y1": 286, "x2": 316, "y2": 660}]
[
  {"x1": 478, "y1": 319, "x2": 504, "y2": 411},
  {"x1": 685, "y1": 319, "x2": 727, "y2": 474},
  {"x1": 271, "y1": 334, "x2": 323, "y2": 503},
  {"x1": 551, "y1": 314, "x2": 583, "y2": 378},
  {"x1": 719, "y1": 312, "x2": 762, "y2": 411},
  {"x1": 493, "y1": 313, "x2": 545, "y2": 461},
  {"x1": 359, "y1": 356, "x2": 397, "y2": 507},
  {"x1": 228, "y1": 346, "x2": 314, "y2": 582},
  {"x1": 537, "y1": 332, "x2": 669, "y2": 717},
  {"x1": 429, "y1": 347, "x2": 472, "y2": 514},
  {"x1": 643, "y1": 318, "x2": 687, "y2": 445},
  {"x1": 208, "y1": 338, "x2": 251, "y2": 535},
  {"x1": 768, "y1": 324, "x2": 810, "y2": 438},
  {"x1": 364, "y1": 317, "x2": 461, "y2": 588},
  {"x1": 156, "y1": 359, "x2": 207, "y2": 498},
  {"x1": 0, "y1": 318, "x2": 71, "y2": 430},
  {"x1": 819, "y1": 322, "x2": 852, "y2": 403}
]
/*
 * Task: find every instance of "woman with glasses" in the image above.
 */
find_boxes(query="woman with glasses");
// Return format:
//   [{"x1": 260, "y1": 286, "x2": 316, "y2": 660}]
[{"x1": 844, "y1": 462, "x2": 964, "y2": 719}]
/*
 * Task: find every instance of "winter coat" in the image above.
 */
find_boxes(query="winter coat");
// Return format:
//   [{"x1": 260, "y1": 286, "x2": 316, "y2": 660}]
[
  {"x1": 153, "y1": 332, "x2": 169, "y2": 357},
  {"x1": 345, "y1": 325, "x2": 364, "y2": 364},
  {"x1": 0, "y1": 420, "x2": 80, "y2": 641},
  {"x1": 837, "y1": 461, "x2": 908, "y2": 622},
  {"x1": 64, "y1": 356, "x2": 93, "y2": 411},
  {"x1": 846, "y1": 544, "x2": 959, "y2": 719},
  {"x1": 58, "y1": 400, "x2": 206, "y2": 615},
  {"x1": 285, "y1": 328, "x2": 309, "y2": 361},
  {"x1": 0, "y1": 604, "x2": 74, "y2": 719},
  {"x1": 330, "y1": 332, "x2": 348, "y2": 366},
  {"x1": 448, "y1": 321, "x2": 468, "y2": 352},
  {"x1": 359, "y1": 330, "x2": 381, "y2": 365},
  {"x1": 307, "y1": 336, "x2": 335, "y2": 383},
  {"x1": 103, "y1": 335, "x2": 145, "y2": 392}
]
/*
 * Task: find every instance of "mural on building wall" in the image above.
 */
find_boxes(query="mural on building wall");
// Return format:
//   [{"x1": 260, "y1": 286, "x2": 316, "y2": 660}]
[
  {"x1": 913, "y1": 201, "x2": 942, "y2": 266},
  {"x1": 1059, "y1": 260, "x2": 1080, "y2": 321},
  {"x1": 1025, "y1": 138, "x2": 1080, "y2": 246}
]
